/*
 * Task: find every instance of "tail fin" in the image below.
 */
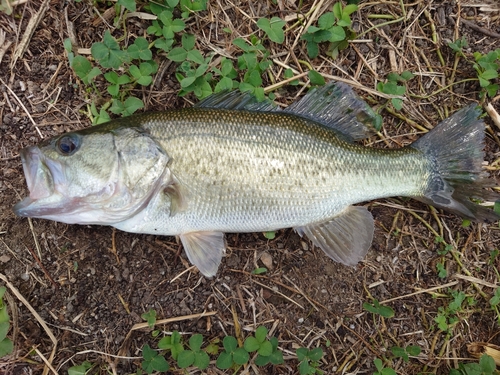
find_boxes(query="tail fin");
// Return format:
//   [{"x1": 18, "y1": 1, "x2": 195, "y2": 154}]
[{"x1": 412, "y1": 104, "x2": 499, "y2": 223}]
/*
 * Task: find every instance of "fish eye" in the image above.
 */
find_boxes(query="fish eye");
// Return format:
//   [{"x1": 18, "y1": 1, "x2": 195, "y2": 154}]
[{"x1": 56, "y1": 134, "x2": 80, "y2": 156}]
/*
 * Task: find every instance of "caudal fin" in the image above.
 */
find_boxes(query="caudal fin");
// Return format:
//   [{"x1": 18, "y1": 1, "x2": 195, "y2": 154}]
[{"x1": 412, "y1": 104, "x2": 499, "y2": 223}]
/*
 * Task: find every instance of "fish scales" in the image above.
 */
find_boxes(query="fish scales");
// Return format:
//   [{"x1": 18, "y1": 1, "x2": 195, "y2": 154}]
[{"x1": 133, "y1": 108, "x2": 429, "y2": 234}]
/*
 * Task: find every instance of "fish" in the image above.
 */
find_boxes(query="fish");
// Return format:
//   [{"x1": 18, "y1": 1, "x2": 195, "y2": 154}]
[{"x1": 14, "y1": 82, "x2": 500, "y2": 277}]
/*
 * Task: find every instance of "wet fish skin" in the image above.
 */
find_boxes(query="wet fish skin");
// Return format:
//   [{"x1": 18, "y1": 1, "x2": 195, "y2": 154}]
[{"x1": 14, "y1": 82, "x2": 500, "y2": 277}]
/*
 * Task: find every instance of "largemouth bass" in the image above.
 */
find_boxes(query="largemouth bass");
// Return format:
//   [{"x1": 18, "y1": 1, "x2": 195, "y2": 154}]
[{"x1": 14, "y1": 82, "x2": 500, "y2": 277}]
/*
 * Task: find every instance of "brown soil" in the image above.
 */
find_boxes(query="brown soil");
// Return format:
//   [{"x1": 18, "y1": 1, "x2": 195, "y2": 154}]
[{"x1": 0, "y1": 1, "x2": 499, "y2": 374}]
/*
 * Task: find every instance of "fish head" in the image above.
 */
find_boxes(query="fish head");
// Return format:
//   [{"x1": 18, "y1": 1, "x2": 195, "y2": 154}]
[{"x1": 14, "y1": 125, "x2": 170, "y2": 225}]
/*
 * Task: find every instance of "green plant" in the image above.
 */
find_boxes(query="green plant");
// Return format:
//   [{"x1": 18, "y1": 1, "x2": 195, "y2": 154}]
[
  {"x1": 158, "y1": 330, "x2": 184, "y2": 360},
  {"x1": 390, "y1": 345, "x2": 421, "y2": 362},
  {"x1": 141, "y1": 344, "x2": 169, "y2": 374},
  {"x1": 257, "y1": 17, "x2": 286, "y2": 44},
  {"x1": 450, "y1": 354, "x2": 499, "y2": 375},
  {"x1": 300, "y1": 1, "x2": 358, "y2": 59},
  {"x1": 244, "y1": 326, "x2": 284, "y2": 365},
  {"x1": 448, "y1": 38, "x2": 500, "y2": 99},
  {"x1": 0, "y1": 0, "x2": 13, "y2": 15},
  {"x1": 296, "y1": 347, "x2": 324, "y2": 375},
  {"x1": 232, "y1": 36, "x2": 273, "y2": 101},
  {"x1": 489, "y1": 287, "x2": 500, "y2": 325},
  {"x1": 0, "y1": 287, "x2": 13, "y2": 358},
  {"x1": 376, "y1": 71, "x2": 414, "y2": 111},
  {"x1": 434, "y1": 290, "x2": 466, "y2": 332},
  {"x1": 216, "y1": 335, "x2": 250, "y2": 369},
  {"x1": 363, "y1": 299, "x2": 395, "y2": 318},
  {"x1": 141, "y1": 309, "x2": 157, "y2": 329},
  {"x1": 68, "y1": 361, "x2": 92, "y2": 375},
  {"x1": 373, "y1": 358, "x2": 396, "y2": 375},
  {"x1": 177, "y1": 333, "x2": 210, "y2": 370}
]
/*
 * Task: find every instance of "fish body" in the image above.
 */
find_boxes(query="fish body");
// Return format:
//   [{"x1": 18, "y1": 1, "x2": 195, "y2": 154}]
[{"x1": 14, "y1": 83, "x2": 499, "y2": 276}]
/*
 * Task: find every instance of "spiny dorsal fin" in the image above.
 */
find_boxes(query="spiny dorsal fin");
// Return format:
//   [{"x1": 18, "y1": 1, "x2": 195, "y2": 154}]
[
  {"x1": 295, "y1": 205, "x2": 374, "y2": 266},
  {"x1": 284, "y1": 82, "x2": 379, "y2": 141},
  {"x1": 179, "y1": 231, "x2": 226, "y2": 277}
]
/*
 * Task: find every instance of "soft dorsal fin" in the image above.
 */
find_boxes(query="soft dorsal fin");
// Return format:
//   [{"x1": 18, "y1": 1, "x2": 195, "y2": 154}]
[
  {"x1": 195, "y1": 90, "x2": 277, "y2": 112},
  {"x1": 284, "y1": 82, "x2": 379, "y2": 141},
  {"x1": 295, "y1": 205, "x2": 374, "y2": 266}
]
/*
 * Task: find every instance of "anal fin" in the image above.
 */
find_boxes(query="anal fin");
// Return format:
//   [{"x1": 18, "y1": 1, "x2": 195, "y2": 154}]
[
  {"x1": 179, "y1": 231, "x2": 226, "y2": 277},
  {"x1": 295, "y1": 206, "x2": 374, "y2": 266}
]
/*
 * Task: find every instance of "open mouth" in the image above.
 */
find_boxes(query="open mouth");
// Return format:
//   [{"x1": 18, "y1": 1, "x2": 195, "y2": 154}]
[{"x1": 13, "y1": 146, "x2": 59, "y2": 217}]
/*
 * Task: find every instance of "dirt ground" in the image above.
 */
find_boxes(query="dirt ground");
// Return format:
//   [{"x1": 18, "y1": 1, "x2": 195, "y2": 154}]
[{"x1": 1, "y1": 0, "x2": 500, "y2": 374}]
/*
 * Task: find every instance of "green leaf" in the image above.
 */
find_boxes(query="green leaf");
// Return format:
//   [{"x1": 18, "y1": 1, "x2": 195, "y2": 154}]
[
  {"x1": 299, "y1": 359, "x2": 311, "y2": 375},
  {"x1": 182, "y1": 33, "x2": 196, "y2": 50},
  {"x1": 374, "y1": 358, "x2": 383, "y2": 371},
  {"x1": 188, "y1": 49, "x2": 205, "y2": 64},
  {"x1": 308, "y1": 347, "x2": 323, "y2": 361},
  {"x1": 434, "y1": 314, "x2": 448, "y2": 331},
  {"x1": 257, "y1": 17, "x2": 285, "y2": 44},
  {"x1": 68, "y1": 361, "x2": 92, "y2": 375},
  {"x1": 318, "y1": 12, "x2": 335, "y2": 30},
  {"x1": 177, "y1": 350, "x2": 194, "y2": 368},
  {"x1": 154, "y1": 37, "x2": 174, "y2": 52},
  {"x1": 328, "y1": 25, "x2": 346, "y2": 42},
  {"x1": 0, "y1": 322, "x2": 9, "y2": 342},
  {"x1": 71, "y1": 56, "x2": 101, "y2": 85},
  {"x1": 244, "y1": 336, "x2": 260, "y2": 352},
  {"x1": 296, "y1": 347, "x2": 308, "y2": 361},
  {"x1": 142, "y1": 344, "x2": 157, "y2": 361},
  {"x1": 258, "y1": 340, "x2": 273, "y2": 357},
  {"x1": 391, "y1": 346, "x2": 409, "y2": 362},
  {"x1": 251, "y1": 267, "x2": 268, "y2": 275},
  {"x1": 123, "y1": 97, "x2": 144, "y2": 116},
  {"x1": 480, "y1": 69, "x2": 499, "y2": 81},
  {"x1": 117, "y1": 0, "x2": 136, "y2": 12},
  {"x1": 343, "y1": 3, "x2": 358, "y2": 16},
  {"x1": 141, "y1": 309, "x2": 157, "y2": 329},
  {"x1": 0, "y1": 338, "x2": 12, "y2": 357},
  {"x1": 306, "y1": 41, "x2": 319, "y2": 58},
  {"x1": 128, "y1": 37, "x2": 152, "y2": 60},
  {"x1": 180, "y1": 0, "x2": 206, "y2": 12},
  {"x1": 391, "y1": 98, "x2": 403, "y2": 111},
  {"x1": 214, "y1": 76, "x2": 235, "y2": 92},
  {"x1": 188, "y1": 333, "x2": 203, "y2": 351},
  {"x1": 485, "y1": 83, "x2": 499, "y2": 97},
  {"x1": 223, "y1": 335, "x2": 237, "y2": 352},
  {"x1": 362, "y1": 300, "x2": 395, "y2": 318},
  {"x1": 332, "y1": 2, "x2": 342, "y2": 19},
  {"x1": 91, "y1": 30, "x2": 129, "y2": 69},
  {"x1": 406, "y1": 345, "x2": 421, "y2": 356},
  {"x1": 255, "y1": 326, "x2": 267, "y2": 342},
  {"x1": 264, "y1": 231, "x2": 275, "y2": 239},
  {"x1": 308, "y1": 70, "x2": 325, "y2": 85},
  {"x1": 167, "y1": 47, "x2": 188, "y2": 62},
  {"x1": 233, "y1": 347, "x2": 250, "y2": 365},
  {"x1": 233, "y1": 38, "x2": 251, "y2": 52},
  {"x1": 180, "y1": 76, "x2": 197, "y2": 88},
  {"x1": 400, "y1": 71, "x2": 414, "y2": 80},
  {"x1": 246, "y1": 69, "x2": 262, "y2": 87},
  {"x1": 479, "y1": 354, "x2": 496, "y2": 373},
  {"x1": 205, "y1": 342, "x2": 219, "y2": 355},
  {"x1": 216, "y1": 351, "x2": 233, "y2": 369},
  {"x1": 193, "y1": 350, "x2": 210, "y2": 369}
]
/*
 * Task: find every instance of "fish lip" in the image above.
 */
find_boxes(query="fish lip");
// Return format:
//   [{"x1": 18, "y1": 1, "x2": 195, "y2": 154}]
[{"x1": 13, "y1": 146, "x2": 62, "y2": 218}]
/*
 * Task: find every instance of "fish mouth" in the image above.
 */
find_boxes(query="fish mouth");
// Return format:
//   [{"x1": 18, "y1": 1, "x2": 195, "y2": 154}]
[{"x1": 14, "y1": 147, "x2": 69, "y2": 218}]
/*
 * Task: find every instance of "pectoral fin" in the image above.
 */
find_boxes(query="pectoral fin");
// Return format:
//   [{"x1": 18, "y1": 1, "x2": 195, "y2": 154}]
[
  {"x1": 179, "y1": 231, "x2": 226, "y2": 277},
  {"x1": 295, "y1": 206, "x2": 374, "y2": 266}
]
